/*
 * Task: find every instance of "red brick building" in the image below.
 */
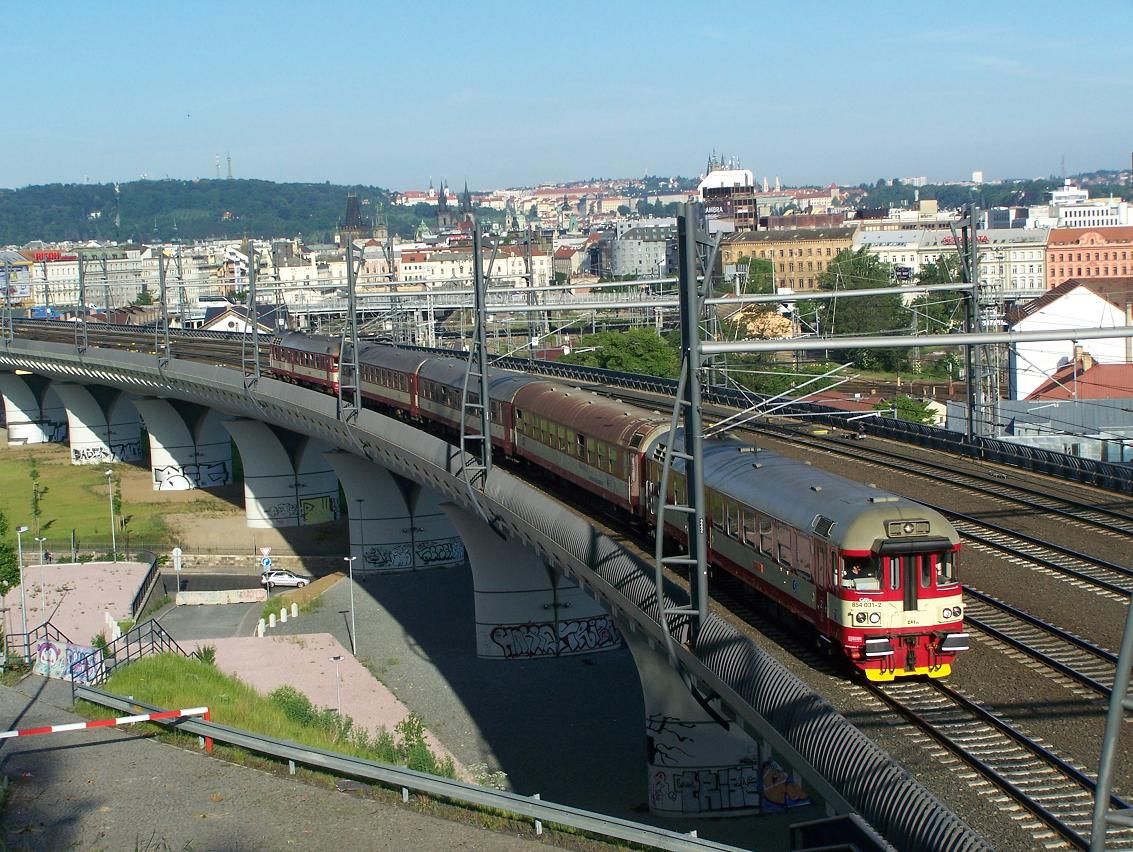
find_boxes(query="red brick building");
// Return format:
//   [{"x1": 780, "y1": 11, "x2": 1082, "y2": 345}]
[{"x1": 1046, "y1": 226, "x2": 1133, "y2": 288}]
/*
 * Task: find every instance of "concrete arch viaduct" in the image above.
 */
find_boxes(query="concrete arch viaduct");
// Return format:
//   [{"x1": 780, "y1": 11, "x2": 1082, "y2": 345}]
[{"x1": 0, "y1": 329, "x2": 985, "y2": 849}]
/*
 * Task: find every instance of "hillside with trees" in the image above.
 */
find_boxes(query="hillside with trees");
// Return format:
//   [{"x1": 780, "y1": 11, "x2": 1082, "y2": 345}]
[{"x1": 0, "y1": 179, "x2": 457, "y2": 246}]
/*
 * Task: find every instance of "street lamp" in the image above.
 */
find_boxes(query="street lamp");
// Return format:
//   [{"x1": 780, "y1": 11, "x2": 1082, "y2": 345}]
[
  {"x1": 330, "y1": 654, "x2": 343, "y2": 712},
  {"x1": 104, "y1": 470, "x2": 117, "y2": 563},
  {"x1": 343, "y1": 556, "x2": 357, "y2": 656},
  {"x1": 15, "y1": 525, "x2": 28, "y2": 662},
  {"x1": 34, "y1": 536, "x2": 46, "y2": 625}
]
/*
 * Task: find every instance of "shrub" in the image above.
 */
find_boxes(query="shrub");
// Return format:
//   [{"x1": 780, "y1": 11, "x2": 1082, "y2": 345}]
[
  {"x1": 269, "y1": 684, "x2": 316, "y2": 726},
  {"x1": 192, "y1": 645, "x2": 217, "y2": 666}
]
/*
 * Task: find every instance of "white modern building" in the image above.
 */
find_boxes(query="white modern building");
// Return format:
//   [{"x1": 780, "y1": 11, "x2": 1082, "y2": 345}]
[{"x1": 1007, "y1": 277, "x2": 1133, "y2": 399}]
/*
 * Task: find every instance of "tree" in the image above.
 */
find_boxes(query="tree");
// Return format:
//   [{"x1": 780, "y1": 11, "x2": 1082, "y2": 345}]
[
  {"x1": 876, "y1": 395, "x2": 936, "y2": 424},
  {"x1": 29, "y1": 458, "x2": 49, "y2": 537},
  {"x1": 559, "y1": 329, "x2": 679, "y2": 378},
  {"x1": 911, "y1": 255, "x2": 966, "y2": 334},
  {"x1": 817, "y1": 248, "x2": 909, "y2": 371},
  {"x1": 736, "y1": 256, "x2": 774, "y2": 295},
  {"x1": 0, "y1": 511, "x2": 18, "y2": 595}
]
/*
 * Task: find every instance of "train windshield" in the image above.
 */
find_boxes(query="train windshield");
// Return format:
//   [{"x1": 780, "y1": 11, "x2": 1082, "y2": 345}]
[
  {"x1": 884, "y1": 552, "x2": 958, "y2": 593},
  {"x1": 842, "y1": 556, "x2": 881, "y2": 592}
]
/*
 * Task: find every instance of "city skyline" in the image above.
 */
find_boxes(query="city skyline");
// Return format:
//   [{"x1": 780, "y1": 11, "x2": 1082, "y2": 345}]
[{"x1": 4, "y1": 0, "x2": 1132, "y2": 192}]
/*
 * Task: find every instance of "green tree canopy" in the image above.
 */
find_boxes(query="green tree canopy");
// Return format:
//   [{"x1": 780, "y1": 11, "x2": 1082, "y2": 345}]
[
  {"x1": 0, "y1": 511, "x2": 18, "y2": 595},
  {"x1": 559, "y1": 329, "x2": 679, "y2": 378},
  {"x1": 911, "y1": 255, "x2": 966, "y2": 334},
  {"x1": 817, "y1": 248, "x2": 909, "y2": 370},
  {"x1": 875, "y1": 395, "x2": 936, "y2": 425}
]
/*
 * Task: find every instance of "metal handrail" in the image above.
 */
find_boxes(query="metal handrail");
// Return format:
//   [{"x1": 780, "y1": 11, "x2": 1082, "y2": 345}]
[
  {"x1": 74, "y1": 684, "x2": 745, "y2": 852},
  {"x1": 130, "y1": 550, "x2": 161, "y2": 617},
  {"x1": 68, "y1": 618, "x2": 187, "y2": 694}
]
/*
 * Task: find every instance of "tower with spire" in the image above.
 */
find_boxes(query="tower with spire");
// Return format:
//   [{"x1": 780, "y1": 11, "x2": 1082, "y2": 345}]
[
  {"x1": 459, "y1": 180, "x2": 474, "y2": 223},
  {"x1": 436, "y1": 180, "x2": 455, "y2": 230}
]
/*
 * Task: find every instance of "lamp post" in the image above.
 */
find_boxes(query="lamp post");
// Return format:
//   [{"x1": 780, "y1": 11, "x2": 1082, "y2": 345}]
[
  {"x1": 104, "y1": 469, "x2": 117, "y2": 562},
  {"x1": 343, "y1": 556, "x2": 357, "y2": 656},
  {"x1": 34, "y1": 536, "x2": 46, "y2": 625},
  {"x1": 330, "y1": 654, "x2": 343, "y2": 712},
  {"x1": 15, "y1": 525, "x2": 28, "y2": 662}
]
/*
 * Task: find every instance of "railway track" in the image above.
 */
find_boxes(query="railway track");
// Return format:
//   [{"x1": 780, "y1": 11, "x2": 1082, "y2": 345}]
[
  {"x1": 755, "y1": 422, "x2": 1133, "y2": 539},
  {"x1": 948, "y1": 513, "x2": 1133, "y2": 599},
  {"x1": 871, "y1": 678, "x2": 1132, "y2": 850},
  {"x1": 962, "y1": 587, "x2": 1117, "y2": 695}
]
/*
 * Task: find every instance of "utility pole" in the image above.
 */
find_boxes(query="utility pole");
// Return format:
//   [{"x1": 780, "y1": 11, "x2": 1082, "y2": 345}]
[
  {"x1": 652, "y1": 203, "x2": 719, "y2": 655},
  {"x1": 1, "y1": 261, "x2": 12, "y2": 342}
]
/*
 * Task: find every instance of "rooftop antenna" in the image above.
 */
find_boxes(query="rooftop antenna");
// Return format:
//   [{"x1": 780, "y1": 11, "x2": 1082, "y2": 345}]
[
  {"x1": 113, "y1": 182, "x2": 121, "y2": 239},
  {"x1": 227, "y1": 153, "x2": 233, "y2": 180},
  {"x1": 215, "y1": 154, "x2": 221, "y2": 180}
]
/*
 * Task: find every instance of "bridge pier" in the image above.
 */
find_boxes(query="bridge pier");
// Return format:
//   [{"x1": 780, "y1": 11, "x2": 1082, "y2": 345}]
[
  {"x1": 325, "y1": 451, "x2": 463, "y2": 571},
  {"x1": 622, "y1": 627, "x2": 803, "y2": 819},
  {"x1": 132, "y1": 399, "x2": 232, "y2": 490},
  {"x1": 223, "y1": 419, "x2": 339, "y2": 528},
  {"x1": 443, "y1": 503, "x2": 622, "y2": 660},
  {"x1": 0, "y1": 373, "x2": 68, "y2": 446},
  {"x1": 51, "y1": 383, "x2": 142, "y2": 465}
]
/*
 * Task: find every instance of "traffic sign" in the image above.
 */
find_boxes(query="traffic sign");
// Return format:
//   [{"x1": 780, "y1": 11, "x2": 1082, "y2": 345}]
[
  {"x1": 261, "y1": 556, "x2": 272, "y2": 569},
  {"x1": 259, "y1": 546, "x2": 272, "y2": 558},
  {"x1": 172, "y1": 547, "x2": 183, "y2": 572}
]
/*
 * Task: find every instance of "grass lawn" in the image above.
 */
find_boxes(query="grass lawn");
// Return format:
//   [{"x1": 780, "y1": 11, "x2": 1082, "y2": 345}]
[
  {"x1": 0, "y1": 440, "x2": 237, "y2": 553},
  {"x1": 83, "y1": 653, "x2": 455, "y2": 778}
]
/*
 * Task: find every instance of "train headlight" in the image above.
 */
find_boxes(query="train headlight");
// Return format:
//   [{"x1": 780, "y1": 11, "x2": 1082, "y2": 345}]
[
  {"x1": 942, "y1": 607, "x2": 953, "y2": 619},
  {"x1": 902, "y1": 522, "x2": 916, "y2": 535},
  {"x1": 855, "y1": 612, "x2": 867, "y2": 624},
  {"x1": 953, "y1": 606, "x2": 962, "y2": 620},
  {"x1": 868, "y1": 612, "x2": 881, "y2": 625}
]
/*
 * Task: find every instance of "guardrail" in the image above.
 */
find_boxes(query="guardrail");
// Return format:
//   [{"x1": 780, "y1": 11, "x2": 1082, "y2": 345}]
[{"x1": 73, "y1": 684, "x2": 754, "y2": 852}]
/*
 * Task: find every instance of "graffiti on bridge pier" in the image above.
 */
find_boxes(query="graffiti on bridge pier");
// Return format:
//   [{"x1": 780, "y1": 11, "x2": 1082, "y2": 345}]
[
  {"x1": 71, "y1": 440, "x2": 141, "y2": 464},
  {"x1": 361, "y1": 537, "x2": 464, "y2": 570},
  {"x1": 154, "y1": 461, "x2": 230, "y2": 490},
  {"x1": 489, "y1": 614, "x2": 621, "y2": 658},
  {"x1": 300, "y1": 494, "x2": 339, "y2": 524}
]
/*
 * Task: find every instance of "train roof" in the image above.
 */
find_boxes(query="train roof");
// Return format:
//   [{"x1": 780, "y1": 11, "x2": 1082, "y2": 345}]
[
  {"x1": 417, "y1": 354, "x2": 547, "y2": 400},
  {"x1": 357, "y1": 343, "x2": 433, "y2": 374},
  {"x1": 276, "y1": 332, "x2": 341, "y2": 356},
  {"x1": 657, "y1": 436, "x2": 958, "y2": 551},
  {"x1": 514, "y1": 382, "x2": 670, "y2": 447}
]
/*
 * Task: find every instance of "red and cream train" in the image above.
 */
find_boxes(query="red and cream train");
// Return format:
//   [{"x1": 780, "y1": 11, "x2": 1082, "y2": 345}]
[{"x1": 269, "y1": 332, "x2": 968, "y2": 681}]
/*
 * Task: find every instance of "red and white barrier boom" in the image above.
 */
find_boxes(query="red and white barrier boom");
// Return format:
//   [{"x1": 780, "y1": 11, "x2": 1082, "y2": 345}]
[{"x1": 0, "y1": 706, "x2": 212, "y2": 752}]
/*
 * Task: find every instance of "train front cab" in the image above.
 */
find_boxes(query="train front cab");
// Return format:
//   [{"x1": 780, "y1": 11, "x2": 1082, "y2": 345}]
[{"x1": 836, "y1": 538, "x2": 968, "y2": 681}]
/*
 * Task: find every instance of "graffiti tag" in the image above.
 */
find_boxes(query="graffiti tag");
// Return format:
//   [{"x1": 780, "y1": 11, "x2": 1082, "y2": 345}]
[{"x1": 489, "y1": 614, "x2": 621, "y2": 658}]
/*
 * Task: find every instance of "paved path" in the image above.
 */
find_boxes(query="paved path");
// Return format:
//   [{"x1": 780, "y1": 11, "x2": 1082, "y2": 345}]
[
  {"x1": 0, "y1": 676, "x2": 547, "y2": 851},
  {"x1": 267, "y1": 564, "x2": 797, "y2": 850}
]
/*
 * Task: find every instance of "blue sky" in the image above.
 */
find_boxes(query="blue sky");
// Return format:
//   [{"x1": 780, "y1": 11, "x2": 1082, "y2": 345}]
[{"x1": 4, "y1": 1, "x2": 1131, "y2": 191}]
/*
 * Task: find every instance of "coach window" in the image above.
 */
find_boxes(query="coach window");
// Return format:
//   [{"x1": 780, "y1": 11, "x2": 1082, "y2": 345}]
[
  {"x1": 777, "y1": 524, "x2": 794, "y2": 567},
  {"x1": 710, "y1": 492, "x2": 725, "y2": 530},
  {"x1": 934, "y1": 552, "x2": 957, "y2": 586},
  {"x1": 920, "y1": 556, "x2": 932, "y2": 589},
  {"x1": 727, "y1": 501, "x2": 740, "y2": 538},
  {"x1": 888, "y1": 557, "x2": 902, "y2": 591},
  {"x1": 759, "y1": 516, "x2": 774, "y2": 554},
  {"x1": 742, "y1": 507, "x2": 756, "y2": 547}
]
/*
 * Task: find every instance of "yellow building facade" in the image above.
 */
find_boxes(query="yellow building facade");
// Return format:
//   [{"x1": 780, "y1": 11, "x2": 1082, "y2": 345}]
[{"x1": 721, "y1": 227, "x2": 857, "y2": 291}]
